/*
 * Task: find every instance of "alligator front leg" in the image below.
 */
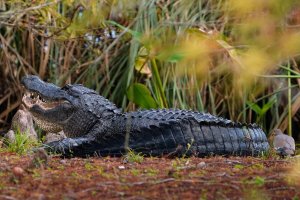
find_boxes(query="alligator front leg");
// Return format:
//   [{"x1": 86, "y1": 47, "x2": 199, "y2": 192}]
[{"x1": 43, "y1": 137, "x2": 99, "y2": 157}]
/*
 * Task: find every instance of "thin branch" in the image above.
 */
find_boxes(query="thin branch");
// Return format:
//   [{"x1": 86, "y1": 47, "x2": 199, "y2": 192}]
[
  {"x1": 0, "y1": 1, "x2": 62, "y2": 19},
  {"x1": 0, "y1": 195, "x2": 17, "y2": 200}
]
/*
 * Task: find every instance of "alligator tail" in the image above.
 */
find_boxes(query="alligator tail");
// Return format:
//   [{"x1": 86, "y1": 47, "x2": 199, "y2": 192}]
[{"x1": 123, "y1": 119, "x2": 270, "y2": 157}]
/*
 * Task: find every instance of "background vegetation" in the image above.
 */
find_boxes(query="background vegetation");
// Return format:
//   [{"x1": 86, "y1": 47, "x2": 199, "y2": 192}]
[{"x1": 0, "y1": 0, "x2": 300, "y2": 141}]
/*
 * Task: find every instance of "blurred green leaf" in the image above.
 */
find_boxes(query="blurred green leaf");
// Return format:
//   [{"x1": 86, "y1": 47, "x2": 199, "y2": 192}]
[
  {"x1": 156, "y1": 51, "x2": 184, "y2": 63},
  {"x1": 254, "y1": 176, "x2": 265, "y2": 187},
  {"x1": 106, "y1": 20, "x2": 142, "y2": 40},
  {"x1": 247, "y1": 96, "x2": 276, "y2": 116},
  {"x1": 217, "y1": 39, "x2": 242, "y2": 66},
  {"x1": 234, "y1": 164, "x2": 244, "y2": 169},
  {"x1": 261, "y1": 96, "x2": 276, "y2": 114},
  {"x1": 247, "y1": 101, "x2": 262, "y2": 115},
  {"x1": 127, "y1": 83, "x2": 158, "y2": 109}
]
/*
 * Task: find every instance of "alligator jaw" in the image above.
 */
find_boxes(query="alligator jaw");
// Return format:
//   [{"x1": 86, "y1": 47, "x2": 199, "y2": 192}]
[
  {"x1": 20, "y1": 76, "x2": 74, "y2": 133},
  {"x1": 21, "y1": 91, "x2": 67, "y2": 133},
  {"x1": 22, "y1": 90, "x2": 70, "y2": 111},
  {"x1": 21, "y1": 75, "x2": 71, "y2": 102},
  {"x1": 21, "y1": 75, "x2": 72, "y2": 113}
]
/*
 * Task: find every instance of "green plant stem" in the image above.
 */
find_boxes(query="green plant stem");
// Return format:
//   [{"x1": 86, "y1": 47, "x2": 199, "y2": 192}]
[
  {"x1": 151, "y1": 59, "x2": 168, "y2": 108},
  {"x1": 288, "y1": 62, "x2": 292, "y2": 136},
  {"x1": 259, "y1": 75, "x2": 300, "y2": 78}
]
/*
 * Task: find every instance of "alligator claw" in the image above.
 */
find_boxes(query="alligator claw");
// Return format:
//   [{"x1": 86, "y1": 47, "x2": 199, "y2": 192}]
[
  {"x1": 42, "y1": 138, "x2": 78, "y2": 156},
  {"x1": 30, "y1": 146, "x2": 47, "y2": 154}
]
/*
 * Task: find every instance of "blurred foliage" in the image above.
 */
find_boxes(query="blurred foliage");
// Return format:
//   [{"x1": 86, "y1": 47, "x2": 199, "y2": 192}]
[{"x1": 0, "y1": 0, "x2": 300, "y2": 141}]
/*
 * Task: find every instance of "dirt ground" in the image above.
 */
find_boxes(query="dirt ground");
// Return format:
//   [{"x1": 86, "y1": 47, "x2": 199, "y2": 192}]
[{"x1": 0, "y1": 151, "x2": 299, "y2": 200}]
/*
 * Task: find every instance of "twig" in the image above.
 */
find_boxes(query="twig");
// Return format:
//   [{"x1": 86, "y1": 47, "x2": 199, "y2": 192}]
[
  {"x1": 0, "y1": 34, "x2": 37, "y2": 74},
  {"x1": 25, "y1": 1, "x2": 62, "y2": 13},
  {"x1": 0, "y1": 195, "x2": 17, "y2": 200},
  {"x1": 79, "y1": 178, "x2": 177, "y2": 194},
  {"x1": 268, "y1": 186, "x2": 296, "y2": 191},
  {"x1": 81, "y1": 177, "x2": 241, "y2": 194},
  {"x1": 180, "y1": 179, "x2": 241, "y2": 190},
  {"x1": 0, "y1": 100, "x2": 20, "y2": 119},
  {"x1": 0, "y1": 1, "x2": 62, "y2": 19}
]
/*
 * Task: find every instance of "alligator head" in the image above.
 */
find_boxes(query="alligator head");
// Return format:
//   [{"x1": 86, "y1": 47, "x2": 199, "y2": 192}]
[{"x1": 21, "y1": 75, "x2": 118, "y2": 137}]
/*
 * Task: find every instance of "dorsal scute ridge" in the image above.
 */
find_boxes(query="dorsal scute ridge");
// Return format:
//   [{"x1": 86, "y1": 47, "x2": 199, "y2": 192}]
[
  {"x1": 82, "y1": 94, "x2": 121, "y2": 118},
  {"x1": 118, "y1": 109, "x2": 260, "y2": 130},
  {"x1": 122, "y1": 109, "x2": 240, "y2": 127}
]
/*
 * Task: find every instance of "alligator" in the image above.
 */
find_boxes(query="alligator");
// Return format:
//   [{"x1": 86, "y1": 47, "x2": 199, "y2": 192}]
[{"x1": 21, "y1": 75, "x2": 270, "y2": 157}]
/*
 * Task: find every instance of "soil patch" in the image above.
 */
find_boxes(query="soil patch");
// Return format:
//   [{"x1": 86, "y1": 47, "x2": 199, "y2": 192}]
[{"x1": 0, "y1": 152, "x2": 299, "y2": 200}]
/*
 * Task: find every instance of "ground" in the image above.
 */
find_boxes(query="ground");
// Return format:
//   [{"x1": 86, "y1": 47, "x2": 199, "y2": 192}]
[{"x1": 0, "y1": 151, "x2": 299, "y2": 200}]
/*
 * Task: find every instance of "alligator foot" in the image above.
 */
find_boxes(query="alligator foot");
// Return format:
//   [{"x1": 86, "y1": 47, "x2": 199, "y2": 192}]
[{"x1": 42, "y1": 137, "x2": 96, "y2": 157}]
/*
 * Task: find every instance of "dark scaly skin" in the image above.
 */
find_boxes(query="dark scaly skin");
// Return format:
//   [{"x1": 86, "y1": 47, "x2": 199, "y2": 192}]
[{"x1": 21, "y1": 75, "x2": 270, "y2": 157}]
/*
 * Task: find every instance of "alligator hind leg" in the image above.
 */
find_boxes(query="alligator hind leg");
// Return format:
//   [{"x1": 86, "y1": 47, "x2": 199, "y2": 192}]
[{"x1": 43, "y1": 137, "x2": 99, "y2": 157}]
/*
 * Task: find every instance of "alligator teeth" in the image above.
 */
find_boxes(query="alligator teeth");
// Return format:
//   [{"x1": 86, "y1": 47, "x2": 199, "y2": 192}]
[
  {"x1": 37, "y1": 95, "x2": 43, "y2": 101},
  {"x1": 24, "y1": 90, "x2": 69, "y2": 104},
  {"x1": 30, "y1": 92, "x2": 35, "y2": 99}
]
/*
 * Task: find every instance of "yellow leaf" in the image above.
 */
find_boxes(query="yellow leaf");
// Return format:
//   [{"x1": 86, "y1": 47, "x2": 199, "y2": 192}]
[{"x1": 135, "y1": 57, "x2": 152, "y2": 77}]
